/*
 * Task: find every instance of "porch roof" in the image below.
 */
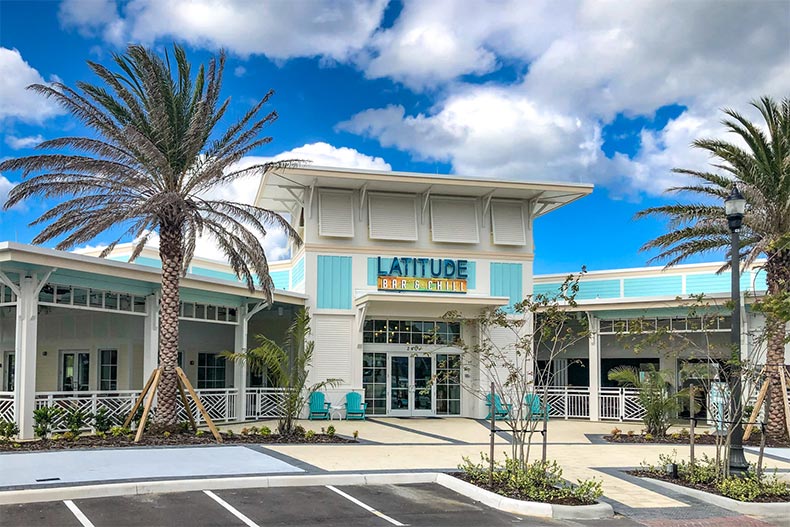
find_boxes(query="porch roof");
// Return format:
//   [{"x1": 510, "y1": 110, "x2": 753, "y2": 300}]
[{"x1": 0, "y1": 242, "x2": 305, "y2": 306}]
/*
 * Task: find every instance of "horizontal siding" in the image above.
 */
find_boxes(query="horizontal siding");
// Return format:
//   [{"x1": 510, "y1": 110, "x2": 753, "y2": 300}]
[
  {"x1": 623, "y1": 275, "x2": 682, "y2": 298},
  {"x1": 317, "y1": 255, "x2": 352, "y2": 310},
  {"x1": 190, "y1": 266, "x2": 238, "y2": 282},
  {"x1": 576, "y1": 279, "x2": 620, "y2": 300},
  {"x1": 271, "y1": 270, "x2": 290, "y2": 290},
  {"x1": 291, "y1": 257, "x2": 305, "y2": 287}
]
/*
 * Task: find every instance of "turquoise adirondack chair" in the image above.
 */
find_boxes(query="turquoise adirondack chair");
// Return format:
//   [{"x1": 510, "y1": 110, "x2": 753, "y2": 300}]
[
  {"x1": 524, "y1": 393, "x2": 551, "y2": 422},
  {"x1": 344, "y1": 392, "x2": 367, "y2": 420},
  {"x1": 485, "y1": 393, "x2": 511, "y2": 420},
  {"x1": 308, "y1": 391, "x2": 331, "y2": 420}
]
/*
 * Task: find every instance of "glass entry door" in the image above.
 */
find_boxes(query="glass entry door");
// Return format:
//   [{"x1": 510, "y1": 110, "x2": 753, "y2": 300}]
[
  {"x1": 61, "y1": 351, "x2": 90, "y2": 391},
  {"x1": 388, "y1": 354, "x2": 435, "y2": 416}
]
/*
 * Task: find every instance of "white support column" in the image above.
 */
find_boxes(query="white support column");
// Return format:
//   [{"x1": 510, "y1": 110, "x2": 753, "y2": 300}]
[
  {"x1": 14, "y1": 273, "x2": 45, "y2": 439},
  {"x1": 588, "y1": 313, "x2": 601, "y2": 421},
  {"x1": 234, "y1": 303, "x2": 249, "y2": 421},
  {"x1": 143, "y1": 293, "x2": 160, "y2": 384}
]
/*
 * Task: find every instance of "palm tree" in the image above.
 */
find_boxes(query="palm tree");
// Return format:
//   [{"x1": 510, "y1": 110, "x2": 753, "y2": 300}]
[
  {"x1": 221, "y1": 308, "x2": 340, "y2": 435},
  {"x1": 0, "y1": 45, "x2": 300, "y2": 431},
  {"x1": 636, "y1": 96, "x2": 790, "y2": 440}
]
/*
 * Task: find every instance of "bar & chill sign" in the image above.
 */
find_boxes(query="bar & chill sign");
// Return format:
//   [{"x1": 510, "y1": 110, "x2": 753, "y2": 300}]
[{"x1": 376, "y1": 257, "x2": 469, "y2": 293}]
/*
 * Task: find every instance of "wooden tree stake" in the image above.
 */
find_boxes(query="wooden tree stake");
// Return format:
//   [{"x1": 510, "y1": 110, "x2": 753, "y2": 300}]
[
  {"x1": 124, "y1": 368, "x2": 158, "y2": 429},
  {"x1": 134, "y1": 368, "x2": 161, "y2": 442},
  {"x1": 780, "y1": 369, "x2": 790, "y2": 439},
  {"x1": 176, "y1": 367, "x2": 223, "y2": 442},
  {"x1": 743, "y1": 376, "x2": 769, "y2": 441},
  {"x1": 177, "y1": 378, "x2": 197, "y2": 432}
]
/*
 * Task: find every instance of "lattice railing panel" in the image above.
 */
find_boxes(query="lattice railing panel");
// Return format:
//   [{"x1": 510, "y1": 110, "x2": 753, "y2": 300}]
[
  {"x1": 35, "y1": 391, "x2": 140, "y2": 432},
  {"x1": 245, "y1": 388, "x2": 289, "y2": 418},
  {"x1": 0, "y1": 392, "x2": 13, "y2": 423}
]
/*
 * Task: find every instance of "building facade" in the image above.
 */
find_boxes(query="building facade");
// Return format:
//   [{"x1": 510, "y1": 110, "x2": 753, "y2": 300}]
[{"x1": 1, "y1": 166, "x2": 785, "y2": 439}]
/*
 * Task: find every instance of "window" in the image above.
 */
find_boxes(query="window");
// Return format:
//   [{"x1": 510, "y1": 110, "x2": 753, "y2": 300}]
[
  {"x1": 3, "y1": 352, "x2": 14, "y2": 391},
  {"x1": 362, "y1": 353, "x2": 387, "y2": 415},
  {"x1": 436, "y1": 354, "x2": 461, "y2": 415},
  {"x1": 99, "y1": 349, "x2": 118, "y2": 390},
  {"x1": 197, "y1": 353, "x2": 226, "y2": 389},
  {"x1": 362, "y1": 319, "x2": 461, "y2": 346},
  {"x1": 61, "y1": 351, "x2": 90, "y2": 391}
]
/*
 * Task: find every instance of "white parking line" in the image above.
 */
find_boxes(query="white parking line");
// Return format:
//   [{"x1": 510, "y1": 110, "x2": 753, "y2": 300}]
[
  {"x1": 325, "y1": 485, "x2": 406, "y2": 526},
  {"x1": 63, "y1": 500, "x2": 95, "y2": 527},
  {"x1": 203, "y1": 490, "x2": 260, "y2": 527}
]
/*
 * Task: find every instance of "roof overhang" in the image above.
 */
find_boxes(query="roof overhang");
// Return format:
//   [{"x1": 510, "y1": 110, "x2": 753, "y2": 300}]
[
  {"x1": 256, "y1": 165, "x2": 593, "y2": 219},
  {"x1": 0, "y1": 242, "x2": 305, "y2": 306}
]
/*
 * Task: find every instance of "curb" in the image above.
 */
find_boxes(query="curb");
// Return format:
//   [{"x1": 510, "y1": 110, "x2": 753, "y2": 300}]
[
  {"x1": 435, "y1": 473, "x2": 614, "y2": 520},
  {"x1": 0, "y1": 472, "x2": 613, "y2": 519},
  {"x1": 644, "y1": 477, "x2": 790, "y2": 516}
]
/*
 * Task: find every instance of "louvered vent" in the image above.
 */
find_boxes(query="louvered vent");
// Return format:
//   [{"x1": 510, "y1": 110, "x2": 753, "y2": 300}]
[
  {"x1": 491, "y1": 201, "x2": 526, "y2": 246},
  {"x1": 318, "y1": 191, "x2": 354, "y2": 238},
  {"x1": 368, "y1": 193, "x2": 418, "y2": 241},
  {"x1": 430, "y1": 198, "x2": 479, "y2": 243},
  {"x1": 313, "y1": 315, "x2": 352, "y2": 381}
]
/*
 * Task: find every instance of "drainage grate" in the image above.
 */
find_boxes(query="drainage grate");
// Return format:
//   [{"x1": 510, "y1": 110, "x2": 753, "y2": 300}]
[{"x1": 35, "y1": 477, "x2": 61, "y2": 482}]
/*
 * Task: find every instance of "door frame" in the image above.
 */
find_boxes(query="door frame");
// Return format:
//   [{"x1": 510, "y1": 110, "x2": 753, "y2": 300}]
[
  {"x1": 387, "y1": 353, "x2": 436, "y2": 417},
  {"x1": 58, "y1": 349, "x2": 91, "y2": 391}
]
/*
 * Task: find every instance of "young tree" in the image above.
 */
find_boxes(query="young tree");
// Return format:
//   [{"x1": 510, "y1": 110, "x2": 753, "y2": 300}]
[
  {"x1": 446, "y1": 271, "x2": 589, "y2": 468},
  {"x1": 222, "y1": 308, "x2": 339, "y2": 435},
  {"x1": 636, "y1": 97, "x2": 790, "y2": 440},
  {"x1": 0, "y1": 45, "x2": 300, "y2": 431}
]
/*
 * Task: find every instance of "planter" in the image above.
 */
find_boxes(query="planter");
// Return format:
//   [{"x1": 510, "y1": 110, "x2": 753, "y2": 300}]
[
  {"x1": 435, "y1": 473, "x2": 614, "y2": 520},
  {"x1": 641, "y1": 476, "x2": 790, "y2": 515}
]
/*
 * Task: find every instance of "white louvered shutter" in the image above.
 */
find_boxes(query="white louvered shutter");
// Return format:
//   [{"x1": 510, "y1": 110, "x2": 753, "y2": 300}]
[
  {"x1": 318, "y1": 191, "x2": 354, "y2": 238},
  {"x1": 430, "y1": 198, "x2": 479, "y2": 243},
  {"x1": 368, "y1": 193, "x2": 418, "y2": 241},
  {"x1": 313, "y1": 315, "x2": 352, "y2": 381},
  {"x1": 491, "y1": 201, "x2": 526, "y2": 246}
]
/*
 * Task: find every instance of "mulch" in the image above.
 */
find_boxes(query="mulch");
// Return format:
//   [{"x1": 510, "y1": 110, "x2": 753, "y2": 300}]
[
  {"x1": 450, "y1": 472, "x2": 593, "y2": 506},
  {"x1": 0, "y1": 432, "x2": 356, "y2": 452},
  {"x1": 630, "y1": 470, "x2": 790, "y2": 503},
  {"x1": 604, "y1": 433, "x2": 790, "y2": 448}
]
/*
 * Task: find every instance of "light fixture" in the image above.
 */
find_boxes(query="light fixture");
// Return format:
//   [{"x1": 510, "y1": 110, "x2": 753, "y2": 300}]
[{"x1": 724, "y1": 185, "x2": 746, "y2": 231}]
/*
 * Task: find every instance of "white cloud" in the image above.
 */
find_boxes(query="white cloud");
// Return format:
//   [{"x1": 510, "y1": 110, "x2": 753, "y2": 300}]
[
  {"x1": 0, "y1": 48, "x2": 64, "y2": 123},
  {"x1": 61, "y1": 0, "x2": 388, "y2": 61},
  {"x1": 341, "y1": 1, "x2": 790, "y2": 195},
  {"x1": 4, "y1": 134, "x2": 44, "y2": 150},
  {"x1": 233, "y1": 65, "x2": 246, "y2": 77}
]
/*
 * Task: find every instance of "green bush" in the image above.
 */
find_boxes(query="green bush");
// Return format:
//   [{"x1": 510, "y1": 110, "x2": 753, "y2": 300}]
[
  {"x1": 718, "y1": 473, "x2": 789, "y2": 502},
  {"x1": 33, "y1": 406, "x2": 63, "y2": 439},
  {"x1": 64, "y1": 407, "x2": 92, "y2": 436},
  {"x1": 326, "y1": 425, "x2": 336, "y2": 437},
  {"x1": 293, "y1": 424, "x2": 306, "y2": 437},
  {"x1": 305, "y1": 430, "x2": 315, "y2": 439},
  {"x1": 458, "y1": 454, "x2": 603, "y2": 505},
  {"x1": 259, "y1": 426, "x2": 271, "y2": 436},
  {"x1": 109, "y1": 425, "x2": 131, "y2": 437},
  {"x1": 0, "y1": 420, "x2": 19, "y2": 440},
  {"x1": 93, "y1": 408, "x2": 114, "y2": 434}
]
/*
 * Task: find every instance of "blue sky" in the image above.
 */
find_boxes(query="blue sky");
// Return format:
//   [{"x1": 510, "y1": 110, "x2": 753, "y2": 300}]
[{"x1": 1, "y1": 0, "x2": 788, "y2": 274}]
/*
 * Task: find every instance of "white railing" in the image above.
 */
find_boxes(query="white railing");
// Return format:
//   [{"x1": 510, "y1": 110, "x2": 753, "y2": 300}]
[
  {"x1": 0, "y1": 391, "x2": 14, "y2": 422},
  {"x1": 179, "y1": 388, "x2": 237, "y2": 425},
  {"x1": 539, "y1": 386, "x2": 591, "y2": 419},
  {"x1": 245, "y1": 387, "x2": 289, "y2": 419},
  {"x1": 600, "y1": 387, "x2": 645, "y2": 421},
  {"x1": 35, "y1": 390, "x2": 141, "y2": 431}
]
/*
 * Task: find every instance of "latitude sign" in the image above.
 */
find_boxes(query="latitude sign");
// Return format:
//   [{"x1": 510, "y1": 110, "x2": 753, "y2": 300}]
[{"x1": 376, "y1": 257, "x2": 469, "y2": 293}]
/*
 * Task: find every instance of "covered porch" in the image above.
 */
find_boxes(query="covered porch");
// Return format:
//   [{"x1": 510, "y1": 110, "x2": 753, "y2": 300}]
[{"x1": 0, "y1": 242, "x2": 305, "y2": 438}]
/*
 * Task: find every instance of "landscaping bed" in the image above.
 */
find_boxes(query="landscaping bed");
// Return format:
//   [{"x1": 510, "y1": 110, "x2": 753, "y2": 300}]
[
  {"x1": 0, "y1": 427, "x2": 357, "y2": 452},
  {"x1": 603, "y1": 430, "x2": 790, "y2": 448},
  {"x1": 451, "y1": 472, "x2": 590, "y2": 506},
  {"x1": 630, "y1": 469, "x2": 790, "y2": 503}
]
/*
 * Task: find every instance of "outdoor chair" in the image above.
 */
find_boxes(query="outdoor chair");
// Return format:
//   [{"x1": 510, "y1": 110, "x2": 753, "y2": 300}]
[
  {"x1": 485, "y1": 393, "x2": 511, "y2": 420},
  {"x1": 524, "y1": 393, "x2": 551, "y2": 422},
  {"x1": 308, "y1": 391, "x2": 331, "y2": 420},
  {"x1": 344, "y1": 391, "x2": 367, "y2": 420}
]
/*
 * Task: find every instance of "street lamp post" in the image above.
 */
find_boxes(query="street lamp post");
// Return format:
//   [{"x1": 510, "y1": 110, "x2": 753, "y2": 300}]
[{"x1": 725, "y1": 185, "x2": 749, "y2": 475}]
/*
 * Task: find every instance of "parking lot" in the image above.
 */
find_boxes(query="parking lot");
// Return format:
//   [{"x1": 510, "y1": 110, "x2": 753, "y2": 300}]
[{"x1": 0, "y1": 483, "x2": 636, "y2": 527}]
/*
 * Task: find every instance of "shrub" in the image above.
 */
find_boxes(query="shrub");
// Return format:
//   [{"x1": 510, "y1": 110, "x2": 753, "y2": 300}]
[
  {"x1": 293, "y1": 424, "x2": 306, "y2": 437},
  {"x1": 718, "y1": 473, "x2": 789, "y2": 502},
  {"x1": 610, "y1": 427, "x2": 621, "y2": 436},
  {"x1": 163, "y1": 431, "x2": 171, "y2": 438},
  {"x1": 644, "y1": 433, "x2": 654, "y2": 441},
  {"x1": 93, "y1": 408, "x2": 114, "y2": 434},
  {"x1": 195, "y1": 430, "x2": 205, "y2": 437},
  {"x1": 0, "y1": 420, "x2": 19, "y2": 441},
  {"x1": 33, "y1": 406, "x2": 63, "y2": 439},
  {"x1": 326, "y1": 425, "x2": 336, "y2": 437},
  {"x1": 626, "y1": 430, "x2": 635, "y2": 437},
  {"x1": 60, "y1": 431, "x2": 78, "y2": 441},
  {"x1": 353, "y1": 430, "x2": 359, "y2": 440},
  {"x1": 225, "y1": 429, "x2": 234, "y2": 437},
  {"x1": 64, "y1": 407, "x2": 92, "y2": 436},
  {"x1": 110, "y1": 425, "x2": 131, "y2": 437},
  {"x1": 259, "y1": 426, "x2": 271, "y2": 436},
  {"x1": 305, "y1": 430, "x2": 315, "y2": 439},
  {"x1": 458, "y1": 454, "x2": 603, "y2": 505}
]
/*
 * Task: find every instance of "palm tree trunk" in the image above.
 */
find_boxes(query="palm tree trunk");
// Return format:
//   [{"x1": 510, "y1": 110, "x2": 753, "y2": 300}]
[
  {"x1": 153, "y1": 222, "x2": 184, "y2": 431},
  {"x1": 764, "y1": 249, "x2": 789, "y2": 441}
]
